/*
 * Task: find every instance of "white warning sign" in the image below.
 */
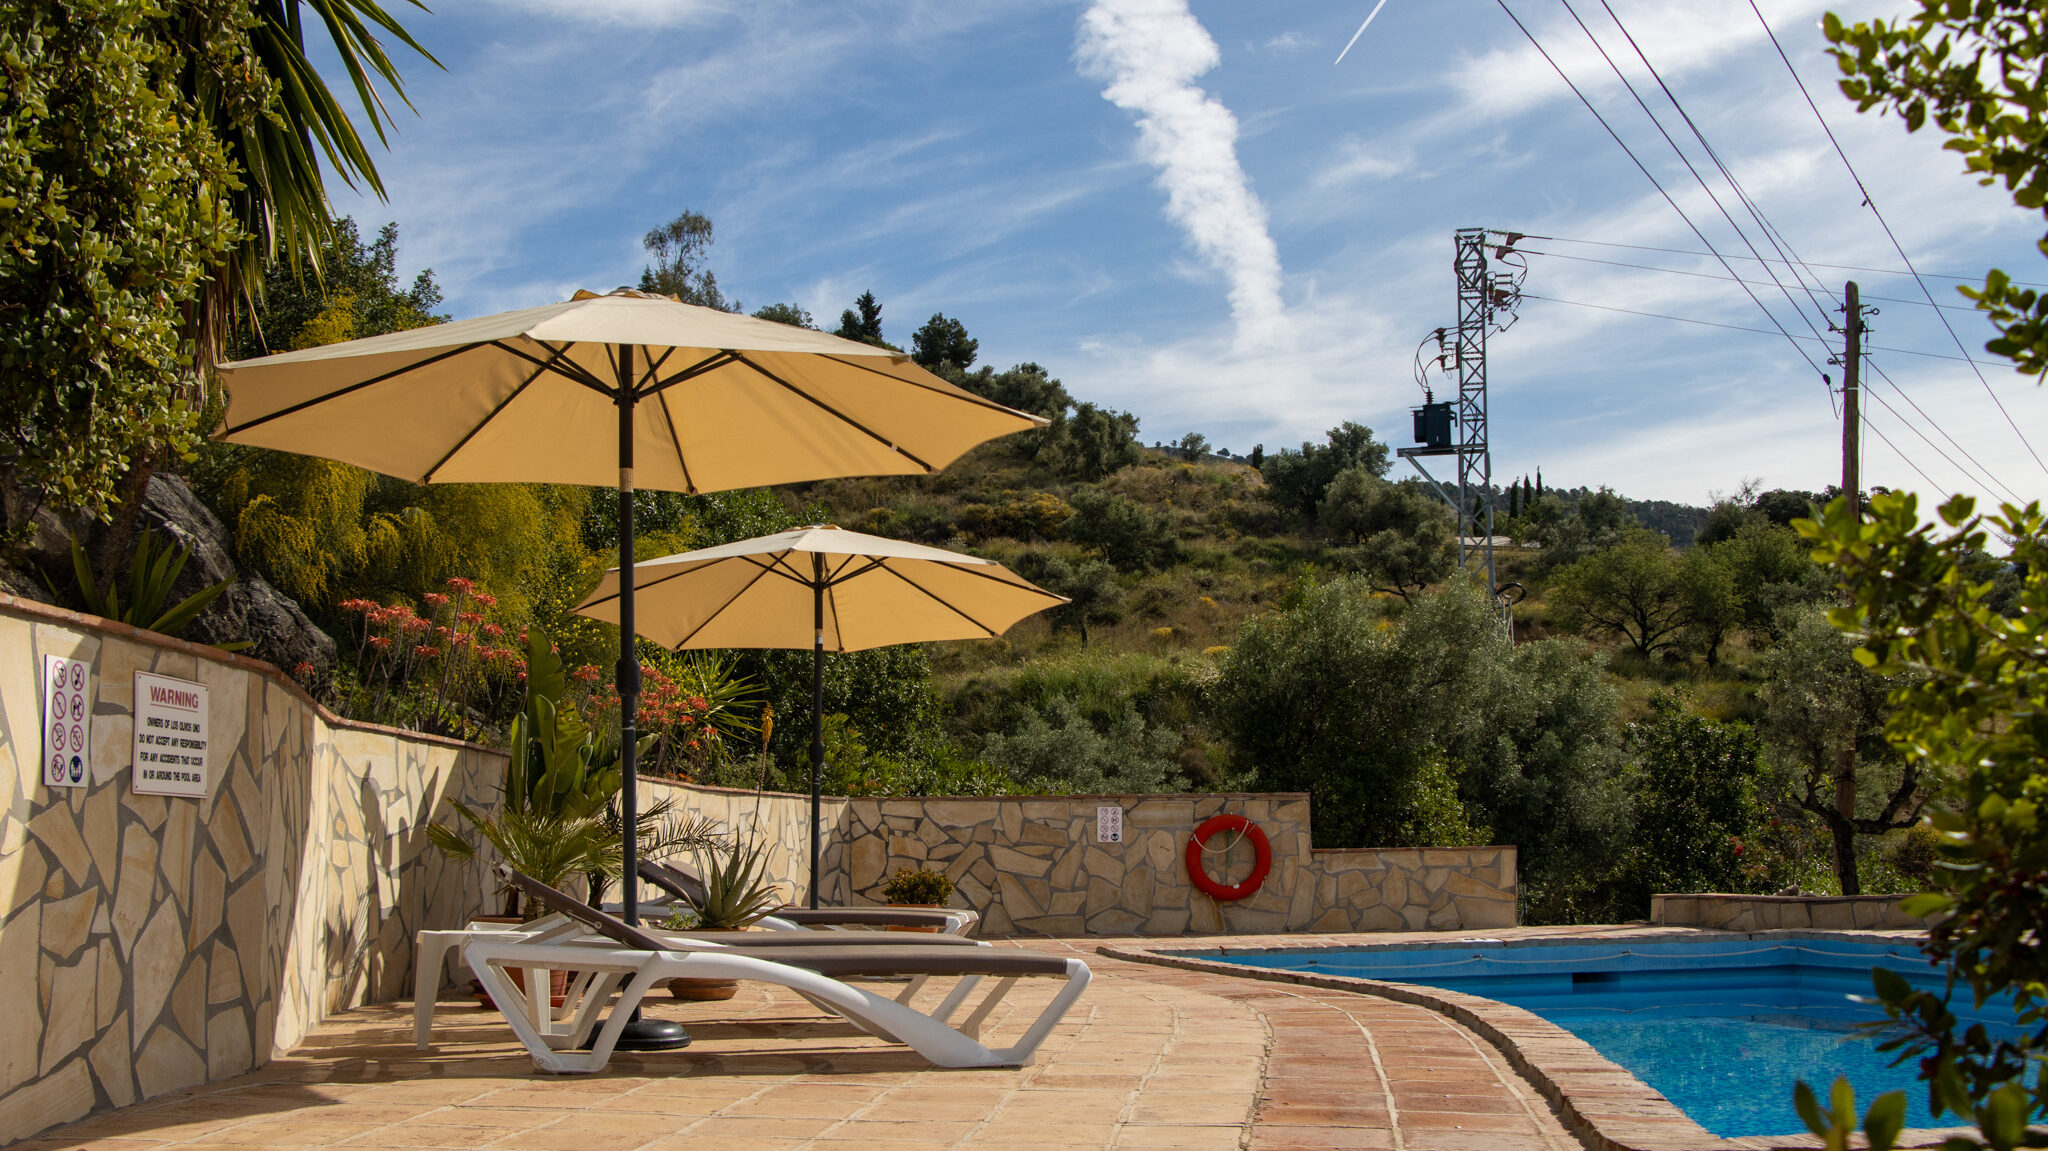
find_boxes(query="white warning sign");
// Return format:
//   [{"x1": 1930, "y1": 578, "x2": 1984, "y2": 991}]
[
  {"x1": 132, "y1": 672, "x2": 210, "y2": 797},
  {"x1": 42, "y1": 655, "x2": 92, "y2": 790},
  {"x1": 1096, "y1": 805, "x2": 1123, "y2": 843}
]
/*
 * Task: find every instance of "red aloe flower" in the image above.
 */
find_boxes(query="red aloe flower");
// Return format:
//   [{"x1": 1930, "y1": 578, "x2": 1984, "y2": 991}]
[{"x1": 422, "y1": 592, "x2": 450, "y2": 609}]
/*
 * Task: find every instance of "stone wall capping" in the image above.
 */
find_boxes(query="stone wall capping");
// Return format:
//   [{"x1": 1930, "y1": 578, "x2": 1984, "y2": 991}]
[{"x1": 1, "y1": 596, "x2": 494, "y2": 756}]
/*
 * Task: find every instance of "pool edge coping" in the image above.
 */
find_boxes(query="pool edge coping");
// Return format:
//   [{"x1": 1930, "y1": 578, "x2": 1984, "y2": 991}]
[{"x1": 1098, "y1": 930, "x2": 1976, "y2": 1151}]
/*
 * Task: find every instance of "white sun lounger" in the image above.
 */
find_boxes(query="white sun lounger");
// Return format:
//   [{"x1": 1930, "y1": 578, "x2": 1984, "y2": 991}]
[{"x1": 465, "y1": 866, "x2": 1089, "y2": 1073}]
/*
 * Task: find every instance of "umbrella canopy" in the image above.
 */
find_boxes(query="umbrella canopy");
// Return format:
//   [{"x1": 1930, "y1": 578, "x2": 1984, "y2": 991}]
[
  {"x1": 573, "y1": 525, "x2": 1066, "y2": 906},
  {"x1": 214, "y1": 289, "x2": 1043, "y2": 490},
  {"x1": 572, "y1": 525, "x2": 1067, "y2": 652},
  {"x1": 211, "y1": 288, "x2": 1046, "y2": 1032}
]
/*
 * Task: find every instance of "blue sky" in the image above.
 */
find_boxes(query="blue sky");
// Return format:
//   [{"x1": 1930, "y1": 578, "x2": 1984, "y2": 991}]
[{"x1": 325, "y1": 0, "x2": 2048, "y2": 507}]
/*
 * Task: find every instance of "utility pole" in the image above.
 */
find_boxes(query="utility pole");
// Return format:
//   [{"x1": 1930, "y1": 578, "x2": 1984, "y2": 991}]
[{"x1": 1841, "y1": 280, "x2": 1862, "y2": 519}]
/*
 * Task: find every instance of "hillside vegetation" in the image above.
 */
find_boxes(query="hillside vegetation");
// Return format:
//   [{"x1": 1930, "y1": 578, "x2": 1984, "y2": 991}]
[{"x1": 138, "y1": 215, "x2": 1989, "y2": 924}]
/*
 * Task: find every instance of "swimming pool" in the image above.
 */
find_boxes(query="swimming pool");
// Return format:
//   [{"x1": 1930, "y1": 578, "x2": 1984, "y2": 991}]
[{"x1": 1207, "y1": 937, "x2": 2015, "y2": 1138}]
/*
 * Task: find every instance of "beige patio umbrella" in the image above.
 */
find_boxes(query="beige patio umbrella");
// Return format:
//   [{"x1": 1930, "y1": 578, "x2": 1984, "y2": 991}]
[
  {"x1": 212, "y1": 289, "x2": 1046, "y2": 1034},
  {"x1": 573, "y1": 524, "x2": 1066, "y2": 905}
]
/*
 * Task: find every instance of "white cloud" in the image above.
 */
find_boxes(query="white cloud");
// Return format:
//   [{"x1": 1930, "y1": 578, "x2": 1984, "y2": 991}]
[
  {"x1": 476, "y1": 0, "x2": 734, "y2": 28},
  {"x1": 1447, "y1": 0, "x2": 1834, "y2": 121},
  {"x1": 1075, "y1": 0, "x2": 1289, "y2": 349}
]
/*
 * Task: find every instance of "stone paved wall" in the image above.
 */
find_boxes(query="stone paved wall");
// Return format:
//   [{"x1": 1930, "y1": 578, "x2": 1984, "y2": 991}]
[
  {"x1": 630, "y1": 779, "x2": 846, "y2": 909},
  {"x1": 1653, "y1": 892, "x2": 1934, "y2": 931},
  {"x1": 644, "y1": 783, "x2": 1518, "y2": 937},
  {"x1": 0, "y1": 598, "x2": 498, "y2": 1144}
]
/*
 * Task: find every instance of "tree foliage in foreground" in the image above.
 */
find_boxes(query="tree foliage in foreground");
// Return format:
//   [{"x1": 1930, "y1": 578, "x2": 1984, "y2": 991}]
[
  {"x1": 1825, "y1": 2, "x2": 2048, "y2": 378},
  {"x1": 0, "y1": 0, "x2": 243, "y2": 534},
  {"x1": 1796, "y1": 492, "x2": 2048, "y2": 1150}
]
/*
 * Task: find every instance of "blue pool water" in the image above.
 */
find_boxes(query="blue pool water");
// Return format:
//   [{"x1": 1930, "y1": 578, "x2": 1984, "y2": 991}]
[{"x1": 1209, "y1": 938, "x2": 2018, "y2": 1138}]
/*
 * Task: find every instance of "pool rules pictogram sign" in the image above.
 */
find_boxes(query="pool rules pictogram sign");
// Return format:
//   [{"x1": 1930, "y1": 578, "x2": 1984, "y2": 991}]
[
  {"x1": 133, "y1": 672, "x2": 210, "y2": 797},
  {"x1": 42, "y1": 655, "x2": 93, "y2": 789}
]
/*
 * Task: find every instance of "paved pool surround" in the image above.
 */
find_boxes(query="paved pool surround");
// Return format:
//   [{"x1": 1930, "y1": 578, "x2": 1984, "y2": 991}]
[{"x1": 1109, "y1": 926, "x2": 1973, "y2": 1151}]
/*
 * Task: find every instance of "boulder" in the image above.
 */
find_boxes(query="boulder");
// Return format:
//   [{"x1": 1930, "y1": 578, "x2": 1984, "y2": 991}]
[{"x1": 138, "y1": 475, "x2": 337, "y2": 679}]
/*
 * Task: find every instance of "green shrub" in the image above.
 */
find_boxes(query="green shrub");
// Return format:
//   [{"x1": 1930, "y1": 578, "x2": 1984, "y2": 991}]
[
  {"x1": 979, "y1": 697, "x2": 1182, "y2": 794},
  {"x1": 880, "y1": 866, "x2": 954, "y2": 905}
]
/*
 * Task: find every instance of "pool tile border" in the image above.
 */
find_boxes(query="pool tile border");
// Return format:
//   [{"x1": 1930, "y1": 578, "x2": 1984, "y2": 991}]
[{"x1": 1100, "y1": 928, "x2": 1974, "y2": 1151}]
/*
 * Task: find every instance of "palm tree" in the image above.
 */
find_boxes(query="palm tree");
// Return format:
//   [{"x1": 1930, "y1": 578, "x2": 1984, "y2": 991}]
[{"x1": 173, "y1": 0, "x2": 440, "y2": 361}]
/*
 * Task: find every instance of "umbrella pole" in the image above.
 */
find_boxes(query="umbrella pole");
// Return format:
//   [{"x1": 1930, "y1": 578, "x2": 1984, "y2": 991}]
[
  {"x1": 614, "y1": 347, "x2": 688, "y2": 1051},
  {"x1": 810, "y1": 564, "x2": 824, "y2": 909}
]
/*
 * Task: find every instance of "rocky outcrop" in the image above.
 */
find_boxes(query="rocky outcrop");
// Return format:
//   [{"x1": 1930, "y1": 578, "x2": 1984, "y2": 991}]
[{"x1": 137, "y1": 475, "x2": 336, "y2": 678}]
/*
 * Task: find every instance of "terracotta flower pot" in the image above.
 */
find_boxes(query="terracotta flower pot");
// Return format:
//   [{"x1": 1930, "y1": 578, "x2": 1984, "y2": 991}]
[
  {"x1": 667, "y1": 926, "x2": 750, "y2": 1001},
  {"x1": 467, "y1": 915, "x2": 574, "y2": 1008}
]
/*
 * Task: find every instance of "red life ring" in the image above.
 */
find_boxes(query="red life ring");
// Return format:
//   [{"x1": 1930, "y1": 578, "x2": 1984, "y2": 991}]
[{"x1": 1186, "y1": 814, "x2": 1272, "y2": 901}]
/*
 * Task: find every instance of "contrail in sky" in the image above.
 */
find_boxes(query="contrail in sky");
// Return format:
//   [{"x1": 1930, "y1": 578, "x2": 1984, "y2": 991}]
[
  {"x1": 1076, "y1": 0, "x2": 1288, "y2": 349},
  {"x1": 1334, "y1": 0, "x2": 1392, "y2": 65}
]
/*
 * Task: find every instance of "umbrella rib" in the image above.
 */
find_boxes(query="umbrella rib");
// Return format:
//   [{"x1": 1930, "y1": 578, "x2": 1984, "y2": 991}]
[
  {"x1": 219, "y1": 342, "x2": 490, "y2": 434},
  {"x1": 908, "y1": 555, "x2": 1059, "y2": 597},
  {"x1": 871, "y1": 561, "x2": 1002, "y2": 638},
  {"x1": 576, "y1": 561, "x2": 700, "y2": 611},
  {"x1": 643, "y1": 350, "x2": 742, "y2": 396},
  {"x1": 655, "y1": 388, "x2": 697, "y2": 494},
  {"x1": 636, "y1": 345, "x2": 677, "y2": 392},
  {"x1": 822, "y1": 556, "x2": 887, "y2": 588},
  {"x1": 728, "y1": 353, "x2": 937, "y2": 472},
  {"x1": 819, "y1": 354, "x2": 1050, "y2": 424},
  {"x1": 491, "y1": 340, "x2": 616, "y2": 397},
  {"x1": 671, "y1": 559, "x2": 792, "y2": 649},
  {"x1": 419, "y1": 346, "x2": 571, "y2": 482}
]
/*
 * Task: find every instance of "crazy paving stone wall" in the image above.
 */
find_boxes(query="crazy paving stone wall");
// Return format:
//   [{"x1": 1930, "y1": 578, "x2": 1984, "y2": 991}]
[
  {"x1": 646, "y1": 783, "x2": 1518, "y2": 938},
  {"x1": 0, "y1": 598, "x2": 499, "y2": 1144}
]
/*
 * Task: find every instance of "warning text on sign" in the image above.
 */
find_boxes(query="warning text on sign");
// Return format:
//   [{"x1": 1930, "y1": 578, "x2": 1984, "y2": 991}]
[{"x1": 132, "y1": 672, "x2": 210, "y2": 797}]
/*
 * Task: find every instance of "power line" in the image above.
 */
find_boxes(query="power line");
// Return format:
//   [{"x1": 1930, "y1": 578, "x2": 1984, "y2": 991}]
[
  {"x1": 1518, "y1": 247, "x2": 1983, "y2": 312},
  {"x1": 1860, "y1": 377, "x2": 2009, "y2": 500},
  {"x1": 1510, "y1": 233, "x2": 2048, "y2": 288},
  {"x1": 1492, "y1": 0, "x2": 1832, "y2": 391},
  {"x1": 1553, "y1": 0, "x2": 1836, "y2": 355},
  {"x1": 1748, "y1": 0, "x2": 2048, "y2": 480},
  {"x1": 1519, "y1": 292, "x2": 2014, "y2": 364},
  {"x1": 1859, "y1": 405, "x2": 1947, "y2": 494},
  {"x1": 1587, "y1": 0, "x2": 1840, "y2": 338},
  {"x1": 1866, "y1": 358, "x2": 2026, "y2": 504}
]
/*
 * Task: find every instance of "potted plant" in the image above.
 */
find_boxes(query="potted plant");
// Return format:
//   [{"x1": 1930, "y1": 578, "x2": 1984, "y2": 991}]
[
  {"x1": 880, "y1": 866, "x2": 955, "y2": 933},
  {"x1": 429, "y1": 627, "x2": 629, "y2": 1005},
  {"x1": 667, "y1": 839, "x2": 784, "y2": 1001}
]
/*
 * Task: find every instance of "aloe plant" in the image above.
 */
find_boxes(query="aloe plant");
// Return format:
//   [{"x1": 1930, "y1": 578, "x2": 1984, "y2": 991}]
[
  {"x1": 65, "y1": 530, "x2": 248, "y2": 649},
  {"x1": 688, "y1": 839, "x2": 784, "y2": 929}
]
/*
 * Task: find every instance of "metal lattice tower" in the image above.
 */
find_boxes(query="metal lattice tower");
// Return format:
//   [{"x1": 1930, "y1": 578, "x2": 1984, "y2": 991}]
[
  {"x1": 1398, "y1": 228, "x2": 1523, "y2": 633},
  {"x1": 1452, "y1": 227, "x2": 1495, "y2": 591}
]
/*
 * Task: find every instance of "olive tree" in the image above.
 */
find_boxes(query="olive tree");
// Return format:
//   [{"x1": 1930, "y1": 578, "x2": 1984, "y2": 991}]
[
  {"x1": 1548, "y1": 527, "x2": 1690, "y2": 655},
  {"x1": 1757, "y1": 606, "x2": 1924, "y2": 896}
]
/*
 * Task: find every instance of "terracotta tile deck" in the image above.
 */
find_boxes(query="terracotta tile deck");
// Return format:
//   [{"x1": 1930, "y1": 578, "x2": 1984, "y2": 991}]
[{"x1": 13, "y1": 937, "x2": 1593, "y2": 1151}]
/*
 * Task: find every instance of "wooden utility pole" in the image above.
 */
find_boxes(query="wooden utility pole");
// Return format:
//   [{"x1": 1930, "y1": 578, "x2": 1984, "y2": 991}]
[{"x1": 1842, "y1": 280, "x2": 1863, "y2": 518}]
